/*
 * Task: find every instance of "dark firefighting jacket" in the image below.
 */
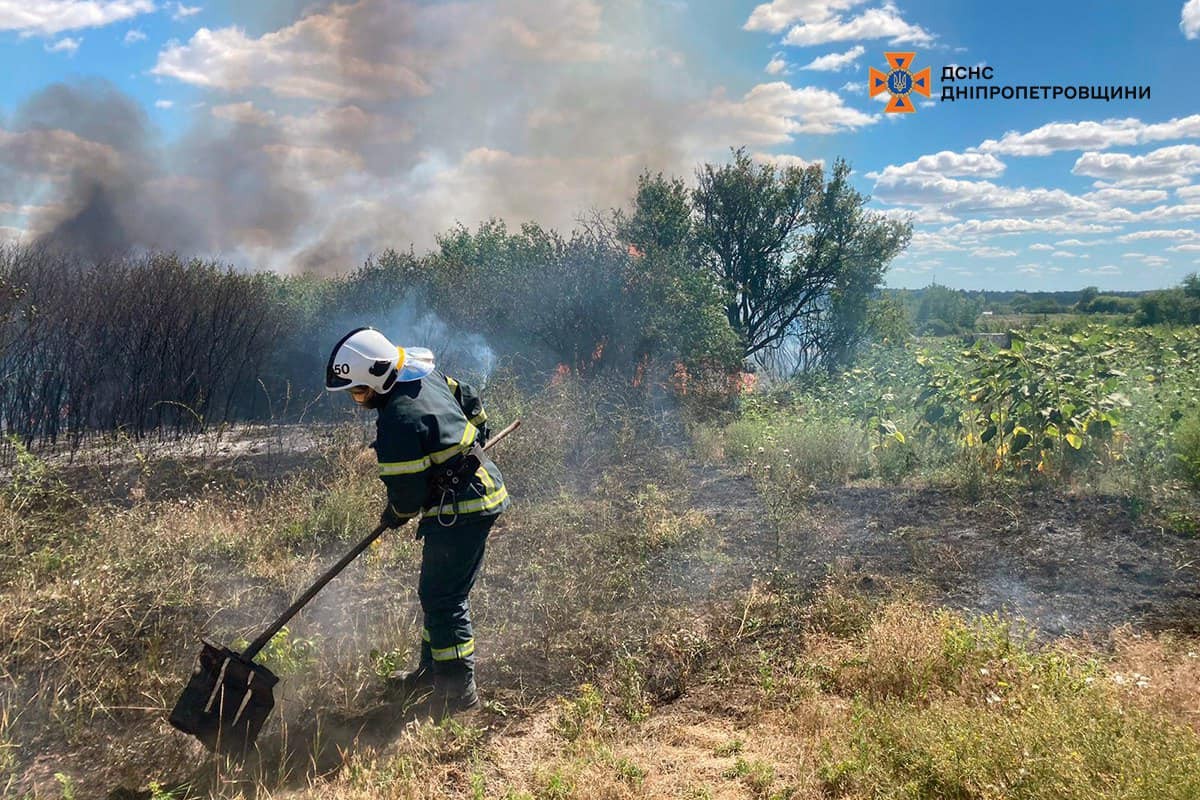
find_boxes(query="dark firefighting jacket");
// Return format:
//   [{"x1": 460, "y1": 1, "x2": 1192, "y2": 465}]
[{"x1": 373, "y1": 370, "x2": 509, "y2": 526}]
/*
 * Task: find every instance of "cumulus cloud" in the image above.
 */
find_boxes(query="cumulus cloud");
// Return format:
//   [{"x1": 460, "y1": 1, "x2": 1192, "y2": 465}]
[
  {"x1": 1134, "y1": 203, "x2": 1200, "y2": 222},
  {"x1": 1184, "y1": 0, "x2": 1200, "y2": 38},
  {"x1": 44, "y1": 36, "x2": 81, "y2": 54},
  {"x1": 765, "y1": 53, "x2": 787, "y2": 74},
  {"x1": 172, "y1": 2, "x2": 200, "y2": 19},
  {"x1": 1117, "y1": 229, "x2": 1199, "y2": 242},
  {"x1": 154, "y1": 99, "x2": 174, "y2": 109},
  {"x1": 743, "y1": 0, "x2": 867, "y2": 33},
  {"x1": 1073, "y1": 145, "x2": 1200, "y2": 186},
  {"x1": 782, "y1": 3, "x2": 934, "y2": 46},
  {"x1": 0, "y1": 0, "x2": 154, "y2": 35},
  {"x1": 1080, "y1": 187, "x2": 1168, "y2": 206},
  {"x1": 703, "y1": 82, "x2": 877, "y2": 141},
  {"x1": 799, "y1": 45, "x2": 864, "y2": 71},
  {"x1": 123, "y1": 28, "x2": 146, "y2": 44},
  {"x1": 872, "y1": 172, "x2": 1104, "y2": 218},
  {"x1": 975, "y1": 115, "x2": 1200, "y2": 156},
  {"x1": 868, "y1": 151, "x2": 1006, "y2": 180},
  {"x1": 1177, "y1": 184, "x2": 1200, "y2": 200},
  {"x1": 1167, "y1": 243, "x2": 1200, "y2": 252},
  {"x1": 970, "y1": 246, "x2": 1016, "y2": 257},
  {"x1": 1029, "y1": 243, "x2": 1055, "y2": 251},
  {"x1": 1080, "y1": 265, "x2": 1121, "y2": 275},
  {"x1": 940, "y1": 218, "x2": 1118, "y2": 236}
]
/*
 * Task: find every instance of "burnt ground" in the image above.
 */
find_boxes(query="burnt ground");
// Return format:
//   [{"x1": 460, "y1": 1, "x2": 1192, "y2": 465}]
[
  {"x1": 21, "y1": 439, "x2": 1200, "y2": 798},
  {"x1": 680, "y1": 463, "x2": 1200, "y2": 639}
]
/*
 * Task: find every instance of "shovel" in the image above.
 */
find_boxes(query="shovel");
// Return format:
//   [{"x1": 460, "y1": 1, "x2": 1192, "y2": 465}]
[{"x1": 168, "y1": 419, "x2": 521, "y2": 755}]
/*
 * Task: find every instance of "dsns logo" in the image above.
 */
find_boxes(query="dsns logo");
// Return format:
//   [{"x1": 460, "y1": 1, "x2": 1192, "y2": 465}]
[{"x1": 869, "y1": 52, "x2": 930, "y2": 113}]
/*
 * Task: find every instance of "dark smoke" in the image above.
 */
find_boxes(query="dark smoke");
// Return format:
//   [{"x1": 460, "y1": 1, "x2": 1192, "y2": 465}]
[
  {"x1": 13, "y1": 79, "x2": 311, "y2": 261},
  {"x1": 4, "y1": 1, "x2": 727, "y2": 272}
]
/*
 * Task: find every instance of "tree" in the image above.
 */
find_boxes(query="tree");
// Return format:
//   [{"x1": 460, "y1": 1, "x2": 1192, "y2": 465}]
[
  {"x1": 618, "y1": 172, "x2": 740, "y2": 373},
  {"x1": 915, "y1": 284, "x2": 982, "y2": 334},
  {"x1": 692, "y1": 148, "x2": 910, "y2": 368},
  {"x1": 1075, "y1": 286, "x2": 1099, "y2": 312}
]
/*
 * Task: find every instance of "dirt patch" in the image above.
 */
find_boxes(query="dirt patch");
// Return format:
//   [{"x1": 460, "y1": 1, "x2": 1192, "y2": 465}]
[{"x1": 685, "y1": 464, "x2": 1200, "y2": 638}]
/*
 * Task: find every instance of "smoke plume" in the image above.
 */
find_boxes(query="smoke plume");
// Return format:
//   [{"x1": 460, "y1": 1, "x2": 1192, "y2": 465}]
[{"x1": 0, "y1": 0, "x2": 818, "y2": 272}]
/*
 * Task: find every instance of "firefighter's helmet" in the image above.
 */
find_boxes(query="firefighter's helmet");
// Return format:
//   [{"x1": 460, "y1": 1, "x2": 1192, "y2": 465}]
[{"x1": 325, "y1": 328, "x2": 435, "y2": 392}]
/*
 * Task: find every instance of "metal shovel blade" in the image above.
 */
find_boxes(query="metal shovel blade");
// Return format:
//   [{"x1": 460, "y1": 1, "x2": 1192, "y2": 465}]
[{"x1": 168, "y1": 639, "x2": 280, "y2": 755}]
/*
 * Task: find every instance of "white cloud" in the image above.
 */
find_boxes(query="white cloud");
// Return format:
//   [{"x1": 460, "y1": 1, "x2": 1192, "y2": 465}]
[
  {"x1": 782, "y1": 4, "x2": 934, "y2": 46},
  {"x1": 154, "y1": 99, "x2": 174, "y2": 109},
  {"x1": 1029, "y1": 243, "x2": 1055, "y2": 251},
  {"x1": 703, "y1": 82, "x2": 877, "y2": 141},
  {"x1": 872, "y1": 173, "x2": 1098, "y2": 217},
  {"x1": 123, "y1": 27, "x2": 145, "y2": 43},
  {"x1": 909, "y1": 231, "x2": 965, "y2": 251},
  {"x1": 743, "y1": 0, "x2": 866, "y2": 33},
  {"x1": 1122, "y1": 253, "x2": 1170, "y2": 267},
  {"x1": 941, "y1": 219, "x2": 1117, "y2": 236},
  {"x1": 840, "y1": 80, "x2": 864, "y2": 94},
  {"x1": 1177, "y1": 184, "x2": 1200, "y2": 200},
  {"x1": 765, "y1": 53, "x2": 787, "y2": 75},
  {"x1": 1184, "y1": 0, "x2": 1200, "y2": 38},
  {"x1": 172, "y1": 2, "x2": 200, "y2": 19},
  {"x1": 976, "y1": 115, "x2": 1200, "y2": 157},
  {"x1": 0, "y1": 0, "x2": 154, "y2": 35},
  {"x1": 44, "y1": 36, "x2": 80, "y2": 54},
  {"x1": 1072, "y1": 144, "x2": 1200, "y2": 184},
  {"x1": 868, "y1": 150, "x2": 1005, "y2": 180},
  {"x1": 1054, "y1": 238, "x2": 1106, "y2": 247},
  {"x1": 1135, "y1": 203, "x2": 1200, "y2": 222},
  {"x1": 1080, "y1": 265, "x2": 1121, "y2": 275},
  {"x1": 800, "y1": 45, "x2": 864, "y2": 72},
  {"x1": 1080, "y1": 187, "x2": 1168, "y2": 206},
  {"x1": 1050, "y1": 250, "x2": 1079, "y2": 258},
  {"x1": 1168, "y1": 243, "x2": 1200, "y2": 252},
  {"x1": 971, "y1": 247, "x2": 1016, "y2": 257},
  {"x1": 1117, "y1": 229, "x2": 1199, "y2": 242}
]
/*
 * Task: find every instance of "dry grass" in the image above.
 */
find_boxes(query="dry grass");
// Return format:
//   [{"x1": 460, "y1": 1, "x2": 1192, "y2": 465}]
[{"x1": 2, "y1": 375, "x2": 1200, "y2": 798}]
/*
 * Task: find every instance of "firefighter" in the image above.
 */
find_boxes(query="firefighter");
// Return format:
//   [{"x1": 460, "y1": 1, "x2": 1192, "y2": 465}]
[{"x1": 325, "y1": 327, "x2": 509, "y2": 715}]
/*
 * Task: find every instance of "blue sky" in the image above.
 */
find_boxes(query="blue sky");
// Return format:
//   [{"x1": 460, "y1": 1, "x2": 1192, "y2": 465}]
[{"x1": 1, "y1": 1, "x2": 1199, "y2": 290}]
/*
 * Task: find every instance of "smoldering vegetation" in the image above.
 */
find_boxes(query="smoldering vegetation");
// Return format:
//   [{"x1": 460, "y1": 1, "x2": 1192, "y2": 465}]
[{"x1": 0, "y1": 148, "x2": 908, "y2": 461}]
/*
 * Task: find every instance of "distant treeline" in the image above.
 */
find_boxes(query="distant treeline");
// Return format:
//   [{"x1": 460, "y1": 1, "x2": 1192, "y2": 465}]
[
  {"x1": 886, "y1": 277, "x2": 1200, "y2": 335},
  {"x1": 0, "y1": 148, "x2": 911, "y2": 446}
]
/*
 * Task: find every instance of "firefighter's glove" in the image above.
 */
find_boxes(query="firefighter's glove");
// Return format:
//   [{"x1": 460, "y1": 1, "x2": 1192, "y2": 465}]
[{"x1": 379, "y1": 504, "x2": 408, "y2": 530}]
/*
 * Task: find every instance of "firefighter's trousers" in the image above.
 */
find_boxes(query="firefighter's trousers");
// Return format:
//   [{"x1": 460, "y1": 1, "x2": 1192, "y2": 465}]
[{"x1": 416, "y1": 515, "x2": 495, "y2": 674}]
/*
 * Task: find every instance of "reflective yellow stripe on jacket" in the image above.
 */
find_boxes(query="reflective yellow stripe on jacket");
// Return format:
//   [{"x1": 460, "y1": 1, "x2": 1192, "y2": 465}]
[{"x1": 377, "y1": 422, "x2": 477, "y2": 476}]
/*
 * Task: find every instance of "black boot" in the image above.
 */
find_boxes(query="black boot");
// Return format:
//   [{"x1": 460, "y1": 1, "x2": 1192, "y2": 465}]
[
  {"x1": 385, "y1": 663, "x2": 435, "y2": 700},
  {"x1": 432, "y1": 660, "x2": 479, "y2": 717},
  {"x1": 385, "y1": 637, "x2": 435, "y2": 699}
]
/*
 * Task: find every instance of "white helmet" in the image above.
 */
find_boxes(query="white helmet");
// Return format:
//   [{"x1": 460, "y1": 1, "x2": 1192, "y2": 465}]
[{"x1": 325, "y1": 327, "x2": 436, "y2": 392}]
